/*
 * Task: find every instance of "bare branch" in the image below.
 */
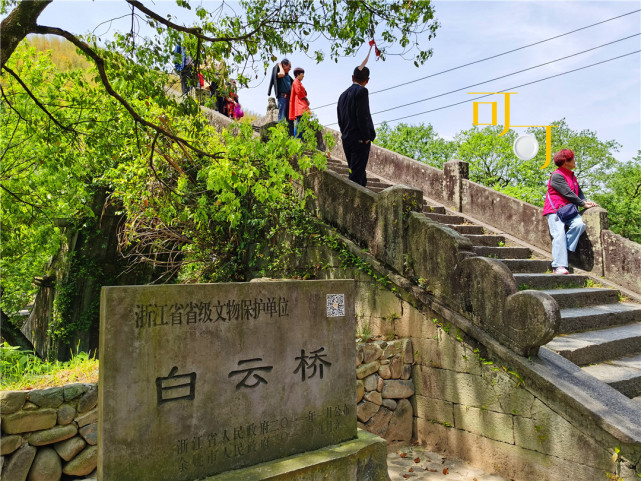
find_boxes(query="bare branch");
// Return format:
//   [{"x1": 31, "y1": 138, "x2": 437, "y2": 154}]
[{"x1": 126, "y1": 0, "x2": 272, "y2": 45}]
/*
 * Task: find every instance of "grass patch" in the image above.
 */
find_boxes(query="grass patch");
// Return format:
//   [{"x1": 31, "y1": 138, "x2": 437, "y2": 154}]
[{"x1": 0, "y1": 342, "x2": 98, "y2": 391}]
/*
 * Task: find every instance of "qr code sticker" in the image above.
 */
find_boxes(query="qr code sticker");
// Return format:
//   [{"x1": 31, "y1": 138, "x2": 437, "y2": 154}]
[{"x1": 326, "y1": 294, "x2": 345, "y2": 317}]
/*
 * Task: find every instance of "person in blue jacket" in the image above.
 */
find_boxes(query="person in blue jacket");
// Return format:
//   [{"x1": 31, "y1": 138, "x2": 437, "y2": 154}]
[{"x1": 174, "y1": 45, "x2": 194, "y2": 95}]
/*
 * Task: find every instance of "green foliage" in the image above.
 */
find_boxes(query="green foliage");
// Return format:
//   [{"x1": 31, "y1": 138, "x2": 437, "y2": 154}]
[
  {"x1": 0, "y1": 342, "x2": 98, "y2": 390},
  {"x1": 373, "y1": 119, "x2": 637, "y2": 242},
  {"x1": 593, "y1": 151, "x2": 641, "y2": 243},
  {"x1": 375, "y1": 122, "x2": 456, "y2": 169},
  {"x1": 100, "y1": 0, "x2": 439, "y2": 86},
  {"x1": 110, "y1": 113, "x2": 334, "y2": 282}
]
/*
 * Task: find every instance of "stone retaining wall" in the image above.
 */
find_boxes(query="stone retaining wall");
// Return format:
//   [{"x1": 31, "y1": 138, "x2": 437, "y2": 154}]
[
  {"x1": 356, "y1": 339, "x2": 414, "y2": 442},
  {"x1": 349, "y1": 276, "x2": 641, "y2": 481},
  {"x1": 1, "y1": 384, "x2": 98, "y2": 481},
  {"x1": 321, "y1": 124, "x2": 641, "y2": 296}
]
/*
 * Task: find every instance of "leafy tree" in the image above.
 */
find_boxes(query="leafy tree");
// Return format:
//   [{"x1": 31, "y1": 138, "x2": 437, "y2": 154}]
[
  {"x1": 0, "y1": 1, "x2": 442, "y2": 348},
  {"x1": 373, "y1": 120, "x2": 636, "y2": 242},
  {"x1": 374, "y1": 122, "x2": 456, "y2": 169},
  {"x1": 1, "y1": 0, "x2": 440, "y2": 157},
  {"x1": 592, "y1": 152, "x2": 641, "y2": 243},
  {"x1": 527, "y1": 118, "x2": 621, "y2": 196}
]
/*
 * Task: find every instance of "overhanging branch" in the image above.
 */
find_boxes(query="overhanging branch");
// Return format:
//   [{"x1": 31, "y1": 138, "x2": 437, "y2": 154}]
[{"x1": 32, "y1": 24, "x2": 223, "y2": 160}]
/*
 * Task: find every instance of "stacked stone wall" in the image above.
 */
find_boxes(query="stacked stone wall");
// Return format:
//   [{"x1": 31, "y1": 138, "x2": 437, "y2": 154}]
[
  {"x1": 1, "y1": 384, "x2": 98, "y2": 481},
  {"x1": 356, "y1": 339, "x2": 414, "y2": 442},
  {"x1": 352, "y1": 277, "x2": 641, "y2": 481}
]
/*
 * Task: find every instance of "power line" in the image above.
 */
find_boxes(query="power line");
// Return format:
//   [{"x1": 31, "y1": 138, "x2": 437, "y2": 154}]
[
  {"x1": 313, "y1": 8, "x2": 641, "y2": 110},
  {"x1": 365, "y1": 50, "x2": 640, "y2": 127},
  {"x1": 369, "y1": 33, "x2": 639, "y2": 117}
]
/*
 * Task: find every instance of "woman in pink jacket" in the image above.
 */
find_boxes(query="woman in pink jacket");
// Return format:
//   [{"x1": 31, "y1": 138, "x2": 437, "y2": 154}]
[
  {"x1": 289, "y1": 67, "x2": 310, "y2": 138},
  {"x1": 543, "y1": 149, "x2": 598, "y2": 275}
]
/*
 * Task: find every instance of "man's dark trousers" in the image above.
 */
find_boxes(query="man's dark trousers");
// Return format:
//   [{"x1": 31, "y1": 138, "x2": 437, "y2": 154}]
[
  {"x1": 277, "y1": 94, "x2": 295, "y2": 137},
  {"x1": 343, "y1": 140, "x2": 371, "y2": 187}
]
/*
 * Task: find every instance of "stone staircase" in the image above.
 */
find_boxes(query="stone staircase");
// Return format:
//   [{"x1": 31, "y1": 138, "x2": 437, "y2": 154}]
[{"x1": 326, "y1": 157, "x2": 641, "y2": 401}]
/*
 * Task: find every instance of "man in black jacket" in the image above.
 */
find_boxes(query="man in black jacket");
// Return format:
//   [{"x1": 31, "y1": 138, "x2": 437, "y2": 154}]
[
  {"x1": 268, "y1": 59, "x2": 294, "y2": 136},
  {"x1": 337, "y1": 66, "x2": 376, "y2": 187}
]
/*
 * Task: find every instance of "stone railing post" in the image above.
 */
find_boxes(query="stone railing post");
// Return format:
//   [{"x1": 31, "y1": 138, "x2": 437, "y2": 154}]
[
  {"x1": 569, "y1": 207, "x2": 608, "y2": 276},
  {"x1": 443, "y1": 159, "x2": 469, "y2": 212},
  {"x1": 374, "y1": 185, "x2": 423, "y2": 274}
]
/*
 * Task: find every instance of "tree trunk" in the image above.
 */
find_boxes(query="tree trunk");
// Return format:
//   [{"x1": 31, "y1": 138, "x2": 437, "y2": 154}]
[{"x1": 1, "y1": 0, "x2": 52, "y2": 69}]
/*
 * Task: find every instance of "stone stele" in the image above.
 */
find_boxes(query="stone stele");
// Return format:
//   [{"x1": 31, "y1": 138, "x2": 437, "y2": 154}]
[{"x1": 98, "y1": 280, "x2": 356, "y2": 481}]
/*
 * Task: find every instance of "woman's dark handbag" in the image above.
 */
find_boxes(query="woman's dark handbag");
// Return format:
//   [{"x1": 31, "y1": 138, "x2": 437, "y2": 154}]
[{"x1": 547, "y1": 193, "x2": 579, "y2": 223}]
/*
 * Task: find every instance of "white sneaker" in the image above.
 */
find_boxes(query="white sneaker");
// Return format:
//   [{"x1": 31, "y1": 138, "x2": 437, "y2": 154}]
[{"x1": 554, "y1": 267, "x2": 569, "y2": 275}]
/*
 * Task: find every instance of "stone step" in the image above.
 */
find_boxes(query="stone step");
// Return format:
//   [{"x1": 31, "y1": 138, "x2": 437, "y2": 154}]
[
  {"x1": 581, "y1": 353, "x2": 641, "y2": 398},
  {"x1": 472, "y1": 246, "x2": 532, "y2": 259},
  {"x1": 463, "y1": 234, "x2": 506, "y2": 247},
  {"x1": 499, "y1": 259, "x2": 552, "y2": 273},
  {"x1": 445, "y1": 224, "x2": 485, "y2": 235},
  {"x1": 424, "y1": 212, "x2": 465, "y2": 225},
  {"x1": 367, "y1": 181, "x2": 393, "y2": 189},
  {"x1": 513, "y1": 273, "x2": 588, "y2": 290},
  {"x1": 422, "y1": 205, "x2": 447, "y2": 215},
  {"x1": 328, "y1": 165, "x2": 350, "y2": 175},
  {"x1": 540, "y1": 287, "x2": 620, "y2": 309},
  {"x1": 546, "y1": 322, "x2": 641, "y2": 366},
  {"x1": 369, "y1": 186, "x2": 386, "y2": 193},
  {"x1": 558, "y1": 303, "x2": 641, "y2": 334}
]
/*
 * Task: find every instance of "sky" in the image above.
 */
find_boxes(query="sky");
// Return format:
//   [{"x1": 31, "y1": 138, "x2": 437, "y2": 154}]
[{"x1": 30, "y1": 0, "x2": 641, "y2": 163}]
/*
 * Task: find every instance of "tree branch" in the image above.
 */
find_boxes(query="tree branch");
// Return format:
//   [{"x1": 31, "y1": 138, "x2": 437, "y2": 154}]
[
  {"x1": 126, "y1": 0, "x2": 272, "y2": 44},
  {"x1": 0, "y1": 184, "x2": 45, "y2": 213},
  {"x1": 0, "y1": 0, "x2": 52, "y2": 69},
  {"x1": 2, "y1": 65, "x2": 76, "y2": 133},
  {"x1": 32, "y1": 25, "x2": 222, "y2": 160}
]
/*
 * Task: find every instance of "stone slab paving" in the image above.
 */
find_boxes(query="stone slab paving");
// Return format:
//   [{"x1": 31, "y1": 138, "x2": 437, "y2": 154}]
[{"x1": 387, "y1": 443, "x2": 509, "y2": 481}]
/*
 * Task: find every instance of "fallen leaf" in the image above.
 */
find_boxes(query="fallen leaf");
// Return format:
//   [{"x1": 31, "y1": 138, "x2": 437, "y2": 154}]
[
  {"x1": 443, "y1": 467, "x2": 449, "y2": 475},
  {"x1": 408, "y1": 467, "x2": 414, "y2": 472},
  {"x1": 400, "y1": 452, "x2": 408, "y2": 458},
  {"x1": 413, "y1": 457, "x2": 420, "y2": 463},
  {"x1": 402, "y1": 475, "x2": 410, "y2": 479}
]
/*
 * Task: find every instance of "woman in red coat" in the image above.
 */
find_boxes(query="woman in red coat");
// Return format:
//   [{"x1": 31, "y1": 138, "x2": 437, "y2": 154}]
[{"x1": 288, "y1": 67, "x2": 310, "y2": 138}]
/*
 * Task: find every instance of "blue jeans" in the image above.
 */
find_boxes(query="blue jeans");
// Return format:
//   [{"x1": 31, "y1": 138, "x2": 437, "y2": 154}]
[
  {"x1": 547, "y1": 213, "x2": 586, "y2": 268},
  {"x1": 277, "y1": 95, "x2": 295, "y2": 136}
]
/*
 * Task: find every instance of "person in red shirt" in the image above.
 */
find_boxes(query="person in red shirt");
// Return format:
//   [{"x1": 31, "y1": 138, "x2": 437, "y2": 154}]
[
  {"x1": 289, "y1": 68, "x2": 310, "y2": 138},
  {"x1": 543, "y1": 149, "x2": 598, "y2": 274}
]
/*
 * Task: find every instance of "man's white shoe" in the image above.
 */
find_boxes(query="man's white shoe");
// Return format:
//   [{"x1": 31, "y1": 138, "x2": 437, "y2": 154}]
[{"x1": 554, "y1": 267, "x2": 569, "y2": 275}]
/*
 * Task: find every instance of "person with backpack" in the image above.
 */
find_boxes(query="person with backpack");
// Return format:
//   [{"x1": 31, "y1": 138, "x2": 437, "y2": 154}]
[{"x1": 543, "y1": 149, "x2": 599, "y2": 275}]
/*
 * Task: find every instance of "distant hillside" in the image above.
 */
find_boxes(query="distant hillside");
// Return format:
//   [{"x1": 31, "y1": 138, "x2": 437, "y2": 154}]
[{"x1": 26, "y1": 34, "x2": 92, "y2": 71}]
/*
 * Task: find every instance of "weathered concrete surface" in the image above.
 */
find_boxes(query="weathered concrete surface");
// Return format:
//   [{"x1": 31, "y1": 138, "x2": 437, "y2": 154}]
[
  {"x1": 406, "y1": 212, "x2": 474, "y2": 301},
  {"x1": 459, "y1": 257, "x2": 560, "y2": 356},
  {"x1": 99, "y1": 280, "x2": 356, "y2": 481},
  {"x1": 462, "y1": 179, "x2": 552, "y2": 252},
  {"x1": 203, "y1": 430, "x2": 390, "y2": 481},
  {"x1": 603, "y1": 229, "x2": 641, "y2": 295}
]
